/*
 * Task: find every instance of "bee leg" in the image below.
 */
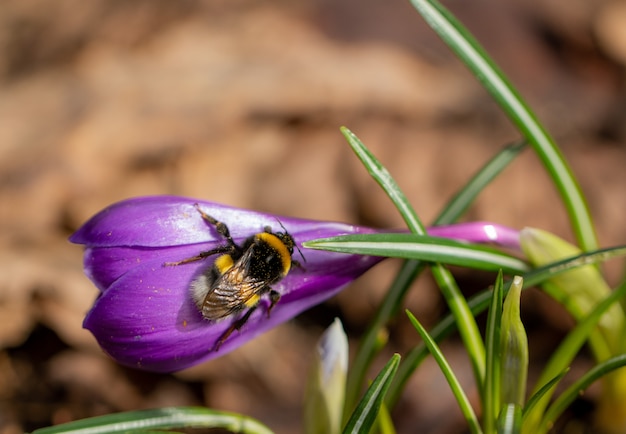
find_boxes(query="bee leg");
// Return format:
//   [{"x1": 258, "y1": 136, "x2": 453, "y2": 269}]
[
  {"x1": 212, "y1": 306, "x2": 258, "y2": 351},
  {"x1": 164, "y1": 205, "x2": 241, "y2": 266},
  {"x1": 163, "y1": 245, "x2": 232, "y2": 266},
  {"x1": 194, "y1": 204, "x2": 237, "y2": 248},
  {"x1": 266, "y1": 290, "x2": 280, "y2": 318}
]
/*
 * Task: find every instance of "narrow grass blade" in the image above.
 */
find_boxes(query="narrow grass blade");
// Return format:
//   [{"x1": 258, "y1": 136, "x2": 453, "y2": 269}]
[
  {"x1": 341, "y1": 127, "x2": 423, "y2": 232},
  {"x1": 405, "y1": 310, "x2": 482, "y2": 434},
  {"x1": 522, "y1": 370, "x2": 568, "y2": 421},
  {"x1": 387, "y1": 245, "x2": 626, "y2": 407},
  {"x1": 132, "y1": 431, "x2": 185, "y2": 434},
  {"x1": 407, "y1": 0, "x2": 597, "y2": 251},
  {"x1": 540, "y1": 354, "x2": 626, "y2": 431},
  {"x1": 30, "y1": 407, "x2": 274, "y2": 434},
  {"x1": 305, "y1": 233, "x2": 528, "y2": 274},
  {"x1": 523, "y1": 278, "x2": 626, "y2": 432},
  {"x1": 341, "y1": 127, "x2": 485, "y2": 404},
  {"x1": 382, "y1": 141, "x2": 526, "y2": 408},
  {"x1": 342, "y1": 354, "x2": 401, "y2": 434},
  {"x1": 483, "y1": 271, "x2": 504, "y2": 433},
  {"x1": 521, "y1": 227, "x2": 624, "y2": 362},
  {"x1": 344, "y1": 139, "x2": 525, "y2": 416}
]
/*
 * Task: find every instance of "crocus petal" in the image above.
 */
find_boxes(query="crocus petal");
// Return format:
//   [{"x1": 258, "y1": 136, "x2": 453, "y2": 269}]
[
  {"x1": 72, "y1": 196, "x2": 380, "y2": 292},
  {"x1": 71, "y1": 195, "x2": 357, "y2": 248},
  {"x1": 429, "y1": 222, "x2": 521, "y2": 249},
  {"x1": 72, "y1": 196, "x2": 382, "y2": 372}
]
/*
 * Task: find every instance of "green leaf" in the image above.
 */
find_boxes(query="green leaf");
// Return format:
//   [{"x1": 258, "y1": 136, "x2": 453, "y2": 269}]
[
  {"x1": 522, "y1": 278, "x2": 626, "y2": 433},
  {"x1": 29, "y1": 407, "x2": 274, "y2": 434},
  {"x1": 497, "y1": 404, "x2": 522, "y2": 434},
  {"x1": 342, "y1": 354, "x2": 401, "y2": 434},
  {"x1": 407, "y1": 0, "x2": 597, "y2": 251},
  {"x1": 522, "y1": 245, "x2": 626, "y2": 288},
  {"x1": 339, "y1": 127, "x2": 485, "y2": 409},
  {"x1": 129, "y1": 431, "x2": 183, "y2": 434},
  {"x1": 521, "y1": 228, "x2": 624, "y2": 360},
  {"x1": 483, "y1": 271, "x2": 504, "y2": 433},
  {"x1": 405, "y1": 310, "x2": 482, "y2": 434},
  {"x1": 132, "y1": 429, "x2": 186, "y2": 434},
  {"x1": 341, "y1": 127, "x2": 422, "y2": 233},
  {"x1": 344, "y1": 138, "x2": 525, "y2": 417},
  {"x1": 304, "y1": 233, "x2": 528, "y2": 275},
  {"x1": 387, "y1": 245, "x2": 626, "y2": 408},
  {"x1": 540, "y1": 354, "x2": 626, "y2": 431},
  {"x1": 522, "y1": 370, "x2": 568, "y2": 421},
  {"x1": 339, "y1": 127, "x2": 429, "y2": 418}
]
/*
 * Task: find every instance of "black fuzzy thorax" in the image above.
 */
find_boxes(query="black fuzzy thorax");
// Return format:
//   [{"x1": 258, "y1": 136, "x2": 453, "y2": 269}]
[{"x1": 239, "y1": 235, "x2": 286, "y2": 283}]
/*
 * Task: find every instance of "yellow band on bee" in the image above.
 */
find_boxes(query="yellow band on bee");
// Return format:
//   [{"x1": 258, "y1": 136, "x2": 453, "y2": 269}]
[
  {"x1": 214, "y1": 254, "x2": 234, "y2": 273},
  {"x1": 257, "y1": 232, "x2": 291, "y2": 275},
  {"x1": 245, "y1": 293, "x2": 261, "y2": 308}
]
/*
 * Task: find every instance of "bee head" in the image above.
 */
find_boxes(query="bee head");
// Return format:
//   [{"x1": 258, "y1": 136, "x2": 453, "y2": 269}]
[{"x1": 273, "y1": 219, "x2": 306, "y2": 263}]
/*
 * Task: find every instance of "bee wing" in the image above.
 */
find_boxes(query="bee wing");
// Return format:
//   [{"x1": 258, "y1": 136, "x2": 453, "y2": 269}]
[{"x1": 201, "y1": 265, "x2": 268, "y2": 320}]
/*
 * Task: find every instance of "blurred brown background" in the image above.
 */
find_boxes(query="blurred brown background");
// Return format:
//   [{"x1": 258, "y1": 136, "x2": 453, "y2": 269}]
[{"x1": 1, "y1": 0, "x2": 626, "y2": 433}]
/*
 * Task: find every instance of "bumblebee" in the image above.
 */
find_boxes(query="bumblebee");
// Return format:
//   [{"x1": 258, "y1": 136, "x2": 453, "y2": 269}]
[{"x1": 166, "y1": 204, "x2": 303, "y2": 350}]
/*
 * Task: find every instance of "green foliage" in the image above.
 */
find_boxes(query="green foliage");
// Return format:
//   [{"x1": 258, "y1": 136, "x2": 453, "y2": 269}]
[
  {"x1": 30, "y1": 407, "x2": 274, "y2": 434},
  {"x1": 342, "y1": 354, "x2": 401, "y2": 434}
]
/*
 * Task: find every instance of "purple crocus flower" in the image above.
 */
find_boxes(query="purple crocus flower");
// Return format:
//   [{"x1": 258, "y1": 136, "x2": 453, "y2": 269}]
[
  {"x1": 71, "y1": 195, "x2": 520, "y2": 372},
  {"x1": 71, "y1": 196, "x2": 384, "y2": 372}
]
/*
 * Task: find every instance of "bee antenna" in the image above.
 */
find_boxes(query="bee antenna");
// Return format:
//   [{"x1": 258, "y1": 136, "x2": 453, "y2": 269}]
[
  {"x1": 276, "y1": 218, "x2": 306, "y2": 263},
  {"x1": 295, "y1": 242, "x2": 306, "y2": 263}
]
